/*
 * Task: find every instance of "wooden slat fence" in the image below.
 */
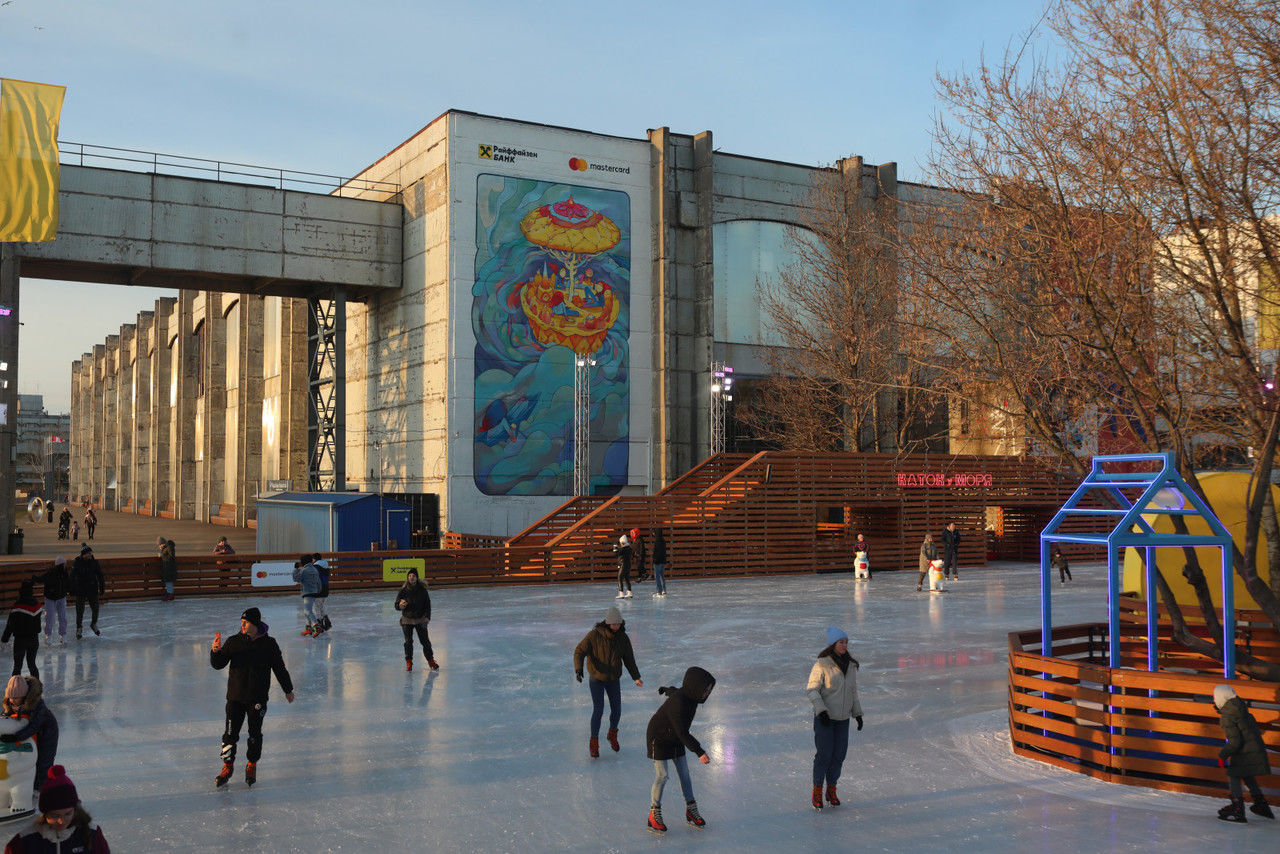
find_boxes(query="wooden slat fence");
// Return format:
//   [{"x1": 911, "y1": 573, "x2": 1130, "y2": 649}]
[{"x1": 1009, "y1": 622, "x2": 1279, "y2": 798}]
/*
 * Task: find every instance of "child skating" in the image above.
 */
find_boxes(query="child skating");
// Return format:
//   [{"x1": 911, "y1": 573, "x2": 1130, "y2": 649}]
[
  {"x1": 645, "y1": 666, "x2": 715, "y2": 834},
  {"x1": 1212, "y1": 684, "x2": 1274, "y2": 822}
]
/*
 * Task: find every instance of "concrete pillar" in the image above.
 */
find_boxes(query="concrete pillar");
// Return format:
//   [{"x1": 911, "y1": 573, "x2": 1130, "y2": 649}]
[
  {"x1": 0, "y1": 246, "x2": 18, "y2": 551},
  {"x1": 153, "y1": 297, "x2": 176, "y2": 515},
  {"x1": 175, "y1": 292, "x2": 198, "y2": 519},
  {"x1": 101, "y1": 336, "x2": 119, "y2": 510},
  {"x1": 116, "y1": 325, "x2": 136, "y2": 511},
  {"x1": 133, "y1": 312, "x2": 154, "y2": 513}
]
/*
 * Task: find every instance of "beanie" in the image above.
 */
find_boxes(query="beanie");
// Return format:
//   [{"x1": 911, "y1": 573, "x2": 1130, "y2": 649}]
[
  {"x1": 54, "y1": 556, "x2": 65, "y2": 567},
  {"x1": 4, "y1": 676, "x2": 27, "y2": 702},
  {"x1": 241, "y1": 607, "x2": 263, "y2": 629},
  {"x1": 604, "y1": 606, "x2": 623, "y2": 625},
  {"x1": 826, "y1": 626, "x2": 848, "y2": 646},
  {"x1": 38, "y1": 765, "x2": 78, "y2": 813},
  {"x1": 1213, "y1": 684, "x2": 1238, "y2": 709}
]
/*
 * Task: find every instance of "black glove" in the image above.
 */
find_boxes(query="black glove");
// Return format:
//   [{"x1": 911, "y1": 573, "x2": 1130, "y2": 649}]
[
  {"x1": 856, "y1": 716, "x2": 863, "y2": 731},
  {"x1": 0, "y1": 733, "x2": 16, "y2": 743},
  {"x1": 575, "y1": 672, "x2": 583, "y2": 683},
  {"x1": 817, "y1": 711, "x2": 831, "y2": 727}
]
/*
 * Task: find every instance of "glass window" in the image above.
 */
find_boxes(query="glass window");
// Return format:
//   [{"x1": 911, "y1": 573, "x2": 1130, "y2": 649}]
[{"x1": 713, "y1": 220, "x2": 814, "y2": 346}]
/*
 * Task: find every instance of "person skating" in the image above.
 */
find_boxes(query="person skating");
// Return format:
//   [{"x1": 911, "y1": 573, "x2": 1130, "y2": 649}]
[
  {"x1": 82, "y1": 507, "x2": 96, "y2": 541},
  {"x1": 395, "y1": 569, "x2": 437, "y2": 671},
  {"x1": 3, "y1": 765, "x2": 109, "y2": 854},
  {"x1": 291, "y1": 556, "x2": 323, "y2": 636},
  {"x1": 1051, "y1": 547, "x2": 1072, "y2": 584},
  {"x1": 310, "y1": 553, "x2": 332, "y2": 632},
  {"x1": 651, "y1": 528, "x2": 668, "y2": 597},
  {"x1": 805, "y1": 627, "x2": 863, "y2": 810},
  {"x1": 35, "y1": 559, "x2": 69, "y2": 645},
  {"x1": 69, "y1": 546, "x2": 104, "y2": 640},
  {"x1": 916, "y1": 534, "x2": 938, "y2": 592},
  {"x1": 157, "y1": 538, "x2": 177, "y2": 601},
  {"x1": 632, "y1": 529, "x2": 648, "y2": 583},
  {"x1": 1, "y1": 676, "x2": 59, "y2": 793},
  {"x1": 209, "y1": 607, "x2": 295, "y2": 787},
  {"x1": 941, "y1": 522, "x2": 961, "y2": 580},
  {"x1": 1212, "y1": 685, "x2": 1274, "y2": 822},
  {"x1": 573, "y1": 606, "x2": 642, "y2": 758},
  {"x1": 2, "y1": 582, "x2": 42, "y2": 679},
  {"x1": 614, "y1": 531, "x2": 634, "y2": 598},
  {"x1": 645, "y1": 666, "x2": 715, "y2": 834}
]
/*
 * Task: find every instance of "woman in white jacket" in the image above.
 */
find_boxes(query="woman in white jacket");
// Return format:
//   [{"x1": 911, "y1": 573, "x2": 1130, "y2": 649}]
[{"x1": 805, "y1": 626, "x2": 863, "y2": 811}]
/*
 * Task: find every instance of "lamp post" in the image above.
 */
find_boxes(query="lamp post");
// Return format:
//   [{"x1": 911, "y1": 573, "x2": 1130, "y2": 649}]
[
  {"x1": 710, "y1": 362, "x2": 733, "y2": 456},
  {"x1": 373, "y1": 439, "x2": 384, "y2": 548},
  {"x1": 573, "y1": 356, "x2": 596, "y2": 496}
]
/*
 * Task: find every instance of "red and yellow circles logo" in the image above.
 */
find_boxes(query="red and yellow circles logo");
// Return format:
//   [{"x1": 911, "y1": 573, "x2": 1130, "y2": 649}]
[{"x1": 568, "y1": 157, "x2": 589, "y2": 172}]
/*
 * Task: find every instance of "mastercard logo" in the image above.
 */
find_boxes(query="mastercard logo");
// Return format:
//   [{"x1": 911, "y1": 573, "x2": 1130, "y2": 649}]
[
  {"x1": 568, "y1": 157, "x2": 589, "y2": 172},
  {"x1": 256, "y1": 571, "x2": 267, "y2": 578}
]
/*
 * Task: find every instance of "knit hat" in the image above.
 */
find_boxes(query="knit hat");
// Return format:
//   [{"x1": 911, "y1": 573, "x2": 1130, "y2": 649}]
[
  {"x1": 1213, "y1": 684, "x2": 1238, "y2": 709},
  {"x1": 4, "y1": 676, "x2": 27, "y2": 702},
  {"x1": 54, "y1": 556, "x2": 65, "y2": 566},
  {"x1": 826, "y1": 626, "x2": 848, "y2": 646},
  {"x1": 38, "y1": 765, "x2": 78, "y2": 813},
  {"x1": 604, "y1": 606, "x2": 623, "y2": 625},
  {"x1": 80, "y1": 543, "x2": 92, "y2": 553},
  {"x1": 241, "y1": 607, "x2": 263, "y2": 630}
]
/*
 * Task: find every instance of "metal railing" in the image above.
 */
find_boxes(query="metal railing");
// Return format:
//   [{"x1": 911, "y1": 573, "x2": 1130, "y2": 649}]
[{"x1": 57, "y1": 141, "x2": 401, "y2": 201}]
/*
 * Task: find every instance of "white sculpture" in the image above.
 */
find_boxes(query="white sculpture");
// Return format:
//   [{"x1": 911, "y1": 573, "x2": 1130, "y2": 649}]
[{"x1": 0, "y1": 715, "x2": 36, "y2": 822}]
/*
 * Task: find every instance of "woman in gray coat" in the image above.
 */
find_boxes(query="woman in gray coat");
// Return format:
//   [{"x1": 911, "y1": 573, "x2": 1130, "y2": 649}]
[{"x1": 1213, "y1": 684, "x2": 1273, "y2": 822}]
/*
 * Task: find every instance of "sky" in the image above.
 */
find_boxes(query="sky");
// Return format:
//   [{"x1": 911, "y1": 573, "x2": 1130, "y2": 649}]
[{"x1": 2, "y1": 0, "x2": 1060, "y2": 413}]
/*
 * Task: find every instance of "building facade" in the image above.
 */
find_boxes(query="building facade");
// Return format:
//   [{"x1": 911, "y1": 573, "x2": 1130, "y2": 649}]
[{"x1": 16, "y1": 394, "x2": 69, "y2": 498}]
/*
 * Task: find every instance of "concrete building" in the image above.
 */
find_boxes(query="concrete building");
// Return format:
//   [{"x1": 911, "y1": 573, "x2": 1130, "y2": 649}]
[
  {"x1": 70, "y1": 111, "x2": 932, "y2": 537},
  {"x1": 15, "y1": 394, "x2": 69, "y2": 498}
]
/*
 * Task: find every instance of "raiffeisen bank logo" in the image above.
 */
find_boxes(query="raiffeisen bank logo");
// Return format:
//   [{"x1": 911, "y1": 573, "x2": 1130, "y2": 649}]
[
  {"x1": 478, "y1": 144, "x2": 537, "y2": 163},
  {"x1": 569, "y1": 156, "x2": 630, "y2": 175}
]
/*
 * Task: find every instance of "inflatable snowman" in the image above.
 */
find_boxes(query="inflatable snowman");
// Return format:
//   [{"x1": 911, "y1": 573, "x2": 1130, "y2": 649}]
[
  {"x1": 854, "y1": 551, "x2": 870, "y2": 581},
  {"x1": 0, "y1": 716, "x2": 36, "y2": 822},
  {"x1": 928, "y1": 558, "x2": 947, "y2": 592}
]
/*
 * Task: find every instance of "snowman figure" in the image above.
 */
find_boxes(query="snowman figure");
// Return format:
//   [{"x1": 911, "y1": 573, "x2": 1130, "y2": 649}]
[
  {"x1": 854, "y1": 551, "x2": 870, "y2": 581},
  {"x1": 0, "y1": 716, "x2": 36, "y2": 822},
  {"x1": 928, "y1": 558, "x2": 947, "y2": 592}
]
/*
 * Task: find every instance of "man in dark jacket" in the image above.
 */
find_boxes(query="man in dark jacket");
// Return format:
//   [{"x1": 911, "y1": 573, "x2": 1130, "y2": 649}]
[
  {"x1": 69, "y1": 544, "x2": 105, "y2": 640},
  {"x1": 36, "y1": 558, "x2": 70, "y2": 644},
  {"x1": 209, "y1": 607, "x2": 294, "y2": 788},
  {"x1": 941, "y1": 522, "x2": 961, "y2": 580},
  {"x1": 1213, "y1": 684, "x2": 1274, "y2": 822},
  {"x1": 574, "y1": 606, "x2": 642, "y2": 758},
  {"x1": 645, "y1": 666, "x2": 715, "y2": 833}
]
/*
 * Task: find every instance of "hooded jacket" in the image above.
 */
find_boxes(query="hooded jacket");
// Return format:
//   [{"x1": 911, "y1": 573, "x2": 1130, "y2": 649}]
[
  {"x1": 1217, "y1": 693, "x2": 1271, "y2": 778},
  {"x1": 1, "y1": 596, "x2": 42, "y2": 643},
  {"x1": 806, "y1": 645, "x2": 863, "y2": 720},
  {"x1": 210, "y1": 624, "x2": 294, "y2": 705},
  {"x1": 919, "y1": 539, "x2": 938, "y2": 573},
  {"x1": 1, "y1": 676, "x2": 59, "y2": 781},
  {"x1": 646, "y1": 666, "x2": 715, "y2": 760},
  {"x1": 395, "y1": 579, "x2": 431, "y2": 626},
  {"x1": 69, "y1": 554, "x2": 105, "y2": 598},
  {"x1": 4, "y1": 811, "x2": 109, "y2": 854},
  {"x1": 37, "y1": 564, "x2": 69, "y2": 602},
  {"x1": 292, "y1": 561, "x2": 321, "y2": 597},
  {"x1": 573, "y1": 621, "x2": 641, "y2": 683}
]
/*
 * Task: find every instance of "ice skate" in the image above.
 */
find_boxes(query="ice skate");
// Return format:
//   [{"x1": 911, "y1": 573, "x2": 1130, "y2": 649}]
[
  {"x1": 685, "y1": 801, "x2": 706, "y2": 828},
  {"x1": 245, "y1": 761, "x2": 257, "y2": 787},
  {"x1": 825, "y1": 783, "x2": 840, "y2": 806},
  {"x1": 1249, "y1": 800, "x2": 1275, "y2": 819},
  {"x1": 301, "y1": 624, "x2": 315, "y2": 637},
  {"x1": 76, "y1": 629, "x2": 82, "y2": 640},
  {"x1": 321, "y1": 616, "x2": 332, "y2": 631},
  {"x1": 215, "y1": 762, "x2": 233, "y2": 788},
  {"x1": 1218, "y1": 797, "x2": 1246, "y2": 822},
  {"x1": 91, "y1": 623, "x2": 100, "y2": 636},
  {"x1": 589, "y1": 737, "x2": 599, "y2": 758},
  {"x1": 428, "y1": 658, "x2": 440, "y2": 671},
  {"x1": 616, "y1": 591, "x2": 626, "y2": 598},
  {"x1": 624, "y1": 590, "x2": 633, "y2": 598},
  {"x1": 647, "y1": 807, "x2": 666, "y2": 834},
  {"x1": 812, "y1": 785, "x2": 823, "y2": 811},
  {"x1": 607, "y1": 728, "x2": 619, "y2": 752},
  {"x1": 405, "y1": 658, "x2": 413, "y2": 672}
]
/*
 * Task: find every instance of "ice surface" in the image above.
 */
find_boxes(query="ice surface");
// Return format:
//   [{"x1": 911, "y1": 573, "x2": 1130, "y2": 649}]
[{"x1": 11, "y1": 562, "x2": 1276, "y2": 852}]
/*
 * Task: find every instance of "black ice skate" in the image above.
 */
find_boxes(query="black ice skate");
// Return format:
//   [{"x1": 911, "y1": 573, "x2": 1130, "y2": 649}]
[
  {"x1": 245, "y1": 761, "x2": 257, "y2": 786},
  {"x1": 685, "y1": 801, "x2": 706, "y2": 828},
  {"x1": 215, "y1": 762, "x2": 233, "y2": 788}
]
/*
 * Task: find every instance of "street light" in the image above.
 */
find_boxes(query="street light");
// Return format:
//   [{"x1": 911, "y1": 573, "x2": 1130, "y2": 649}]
[
  {"x1": 573, "y1": 356, "x2": 596, "y2": 496},
  {"x1": 710, "y1": 362, "x2": 733, "y2": 456}
]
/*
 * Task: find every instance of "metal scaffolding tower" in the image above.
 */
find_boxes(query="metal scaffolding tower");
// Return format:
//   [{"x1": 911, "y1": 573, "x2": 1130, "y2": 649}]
[
  {"x1": 307, "y1": 289, "x2": 346, "y2": 492},
  {"x1": 710, "y1": 362, "x2": 733, "y2": 456},
  {"x1": 573, "y1": 356, "x2": 595, "y2": 496}
]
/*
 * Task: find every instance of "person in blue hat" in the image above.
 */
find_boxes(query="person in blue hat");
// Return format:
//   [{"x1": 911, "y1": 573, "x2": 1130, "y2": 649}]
[{"x1": 805, "y1": 626, "x2": 863, "y2": 811}]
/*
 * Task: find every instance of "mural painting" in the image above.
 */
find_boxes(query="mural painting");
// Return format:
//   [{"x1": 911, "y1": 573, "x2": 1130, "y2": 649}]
[{"x1": 473, "y1": 174, "x2": 631, "y2": 495}]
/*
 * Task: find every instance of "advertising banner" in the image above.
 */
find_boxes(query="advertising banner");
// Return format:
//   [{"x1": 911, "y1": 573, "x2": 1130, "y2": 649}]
[
  {"x1": 382, "y1": 557, "x2": 426, "y2": 583},
  {"x1": 250, "y1": 561, "x2": 296, "y2": 588}
]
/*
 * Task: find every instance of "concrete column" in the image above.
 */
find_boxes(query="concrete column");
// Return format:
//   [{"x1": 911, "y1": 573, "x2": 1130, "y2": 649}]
[
  {"x1": 153, "y1": 297, "x2": 176, "y2": 515},
  {"x1": 116, "y1": 325, "x2": 136, "y2": 511},
  {"x1": 102, "y1": 336, "x2": 119, "y2": 510},
  {"x1": 133, "y1": 312, "x2": 154, "y2": 513},
  {"x1": 0, "y1": 246, "x2": 18, "y2": 551},
  {"x1": 175, "y1": 292, "x2": 198, "y2": 519}
]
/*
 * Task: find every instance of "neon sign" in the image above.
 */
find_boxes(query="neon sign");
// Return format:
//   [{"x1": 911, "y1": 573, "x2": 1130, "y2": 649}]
[{"x1": 896, "y1": 472, "x2": 993, "y2": 488}]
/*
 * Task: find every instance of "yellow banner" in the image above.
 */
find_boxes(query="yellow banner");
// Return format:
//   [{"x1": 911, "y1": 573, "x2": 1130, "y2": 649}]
[
  {"x1": 0, "y1": 78, "x2": 66, "y2": 242},
  {"x1": 382, "y1": 557, "x2": 426, "y2": 583}
]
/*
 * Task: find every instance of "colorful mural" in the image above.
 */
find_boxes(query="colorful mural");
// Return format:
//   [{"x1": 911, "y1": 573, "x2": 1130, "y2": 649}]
[{"x1": 473, "y1": 174, "x2": 631, "y2": 495}]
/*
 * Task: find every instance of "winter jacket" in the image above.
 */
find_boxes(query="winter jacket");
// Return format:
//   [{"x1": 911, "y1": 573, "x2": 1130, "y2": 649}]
[
  {"x1": 158, "y1": 541, "x2": 177, "y2": 584},
  {"x1": 292, "y1": 562, "x2": 321, "y2": 597},
  {"x1": 36, "y1": 566, "x2": 69, "y2": 602},
  {"x1": 210, "y1": 626, "x2": 294, "y2": 705},
  {"x1": 634, "y1": 537, "x2": 647, "y2": 570},
  {"x1": 69, "y1": 555, "x2": 105, "y2": 598},
  {"x1": 1051, "y1": 553, "x2": 1069, "y2": 574},
  {"x1": 2, "y1": 602, "x2": 42, "y2": 643},
  {"x1": 573, "y1": 622, "x2": 641, "y2": 683},
  {"x1": 646, "y1": 666, "x2": 715, "y2": 761},
  {"x1": 614, "y1": 535, "x2": 632, "y2": 570},
  {"x1": 1218, "y1": 696, "x2": 1271, "y2": 778},
  {"x1": 313, "y1": 559, "x2": 331, "y2": 597},
  {"x1": 806, "y1": 646, "x2": 863, "y2": 721},
  {"x1": 5, "y1": 816, "x2": 108, "y2": 854},
  {"x1": 919, "y1": 539, "x2": 938, "y2": 573},
  {"x1": 652, "y1": 533, "x2": 667, "y2": 565},
  {"x1": 2, "y1": 678, "x2": 59, "y2": 781},
  {"x1": 942, "y1": 526, "x2": 961, "y2": 554},
  {"x1": 395, "y1": 580, "x2": 432, "y2": 626}
]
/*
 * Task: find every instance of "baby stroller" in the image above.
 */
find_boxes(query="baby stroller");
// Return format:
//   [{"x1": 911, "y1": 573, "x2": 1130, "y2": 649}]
[{"x1": 57, "y1": 519, "x2": 70, "y2": 540}]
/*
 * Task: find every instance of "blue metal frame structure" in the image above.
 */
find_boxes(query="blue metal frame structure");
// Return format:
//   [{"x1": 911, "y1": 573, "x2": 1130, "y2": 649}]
[{"x1": 1039, "y1": 452, "x2": 1236, "y2": 677}]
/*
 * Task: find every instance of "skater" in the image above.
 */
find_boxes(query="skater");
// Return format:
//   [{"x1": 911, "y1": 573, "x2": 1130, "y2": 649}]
[
  {"x1": 805, "y1": 627, "x2": 863, "y2": 810},
  {"x1": 83, "y1": 507, "x2": 96, "y2": 541},
  {"x1": 1212, "y1": 685, "x2": 1274, "y2": 822},
  {"x1": 633, "y1": 529, "x2": 648, "y2": 583},
  {"x1": 157, "y1": 537, "x2": 177, "y2": 601},
  {"x1": 69, "y1": 546, "x2": 104, "y2": 640},
  {"x1": 209, "y1": 607, "x2": 295, "y2": 787},
  {"x1": 3, "y1": 765, "x2": 109, "y2": 854},
  {"x1": 651, "y1": 528, "x2": 668, "y2": 597},
  {"x1": 941, "y1": 522, "x2": 961, "y2": 580},
  {"x1": 212, "y1": 536, "x2": 234, "y2": 556},
  {"x1": 310, "y1": 553, "x2": 332, "y2": 633},
  {"x1": 1051, "y1": 547, "x2": 1072, "y2": 584},
  {"x1": 2, "y1": 581, "x2": 42, "y2": 679},
  {"x1": 291, "y1": 555, "x2": 322, "y2": 636},
  {"x1": 36, "y1": 559, "x2": 69, "y2": 644},
  {"x1": 394, "y1": 568, "x2": 437, "y2": 671},
  {"x1": 645, "y1": 666, "x2": 715, "y2": 834},
  {"x1": 573, "y1": 606, "x2": 642, "y2": 758},
  {"x1": 853, "y1": 533, "x2": 870, "y2": 580},
  {"x1": 1, "y1": 676, "x2": 59, "y2": 792},
  {"x1": 613, "y1": 530, "x2": 634, "y2": 598},
  {"x1": 916, "y1": 534, "x2": 938, "y2": 592}
]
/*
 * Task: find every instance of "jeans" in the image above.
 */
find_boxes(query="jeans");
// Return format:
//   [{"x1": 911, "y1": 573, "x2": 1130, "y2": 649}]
[
  {"x1": 11, "y1": 638, "x2": 38, "y2": 679},
  {"x1": 813, "y1": 715, "x2": 850, "y2": 786},
  {"x1": 74, "y1": 592, "x2": 100, "y2": 630},
  {"x1": 588, "y1": 677, "x2": 621, "y2": 738},
  {"x1": 653, "y1": 563, "x2": 666, "y2": 594},
  {"x1": 43, "y1": 599, "x2": 67, "y2": 640},
  {"x1": 302, "y1": 596, "x2": 317, "y2": 624},
  {"x1": 402, "y1": 623, "x2": 434, "y2": 660},
  {"x1": 651, "y1": 754, "x2": 695, "y2": 807},
  {"x1": 942, "y1": 549, "x2": 959, "y2": 577}
]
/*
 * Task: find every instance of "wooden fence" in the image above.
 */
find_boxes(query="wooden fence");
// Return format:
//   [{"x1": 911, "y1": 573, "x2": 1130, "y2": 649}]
[{"x1": 1008, "y1": 620, "x2": 1279, "y2": 798}]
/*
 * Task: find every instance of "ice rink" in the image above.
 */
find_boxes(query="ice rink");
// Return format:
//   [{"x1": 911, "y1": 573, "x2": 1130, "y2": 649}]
[{"x1": 16, "y1": 561, "x2": 1278, "y2": 852}]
